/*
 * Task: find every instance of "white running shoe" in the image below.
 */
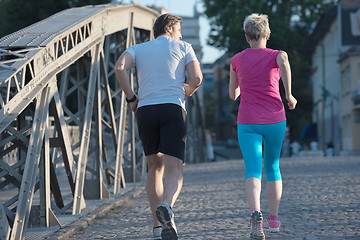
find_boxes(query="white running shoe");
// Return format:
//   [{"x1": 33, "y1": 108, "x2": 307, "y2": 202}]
[
  {"x1": 153, "y1": 226, "x2": 162, "y2": 240},
  {"x1": 250, "y1": 210, "x2": 265, "y2": 240},
  {"x1": 156, "y1": 202, "x2": 178, "y2": 240}
]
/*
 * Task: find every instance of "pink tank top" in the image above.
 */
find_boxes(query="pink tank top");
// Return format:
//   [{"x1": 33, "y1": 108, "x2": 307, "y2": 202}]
[{"x1": 231, "y1": 48, "x2": 286, "y2": 124}]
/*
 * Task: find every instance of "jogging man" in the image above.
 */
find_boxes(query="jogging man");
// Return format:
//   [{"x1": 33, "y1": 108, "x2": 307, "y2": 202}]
[{"x1": 115, "y1": 13, "x2": 203, "y2": 240}]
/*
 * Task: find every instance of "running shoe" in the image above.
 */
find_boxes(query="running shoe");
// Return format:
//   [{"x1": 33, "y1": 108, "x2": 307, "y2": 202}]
[
  {"x1": 267, "y1": 216, "x2": 281, "y2": 233},
  {"x1": 153, "y1": 226, "x2": 162, "y2": 240},
  {"x1": 156, "y1": 202, "x2": 178, "y2": 240},
  {"x1": 250, "y1": 210, "x2": 265, "y2": 240}
]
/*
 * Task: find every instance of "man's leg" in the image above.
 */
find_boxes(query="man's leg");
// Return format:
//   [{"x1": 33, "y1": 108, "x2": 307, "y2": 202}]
[
  {"x1": 146, "y1": 153, "x2": 165, "y2": 228},
  {"x1": 155, "y1": 154, "x2": 183, "y2": 240},
  {"x1": 163, "y1": 155, "x2": 183, "y2": 207}
]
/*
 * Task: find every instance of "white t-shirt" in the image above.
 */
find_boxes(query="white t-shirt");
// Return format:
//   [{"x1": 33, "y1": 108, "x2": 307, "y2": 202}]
[{"x1": 125, "y1": 35, "x2": 198, "y2": 110}]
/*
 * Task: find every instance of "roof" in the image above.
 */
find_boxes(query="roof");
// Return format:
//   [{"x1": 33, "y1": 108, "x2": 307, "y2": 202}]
[
  {"x1": 338, "y1": 46, "x2": 360, "y2": 62},
  {"x1": 303, "y1": 6, "x2": 337, "y2": 55}
]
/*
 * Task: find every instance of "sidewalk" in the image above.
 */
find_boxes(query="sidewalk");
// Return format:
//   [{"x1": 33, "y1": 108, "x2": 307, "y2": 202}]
[{"x1": 61, "y1": 156, "x2": 359, "y2": 239}]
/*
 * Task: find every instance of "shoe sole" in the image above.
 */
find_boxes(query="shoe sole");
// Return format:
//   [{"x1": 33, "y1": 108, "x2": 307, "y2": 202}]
[
  {"x1": 250, "y1": 212, "x2": 265, "y2": 240},
  {"x1": 250, "y1": 234, "x2": 266, "y2": 240},
  {"x1": 156, "y1": 205, "x2": 178, "y2": 240},
  {"x1": 268, "y1": 219, "x2": 280, "y2": 233},
  {"x1": 269, "y1": 227, "x2": 280, "y2": 233}
]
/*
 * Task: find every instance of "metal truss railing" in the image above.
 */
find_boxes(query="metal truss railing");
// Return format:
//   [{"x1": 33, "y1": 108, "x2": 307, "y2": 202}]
[{"x1": 0, "y1": 4, "x2": 159, "y2": 240}]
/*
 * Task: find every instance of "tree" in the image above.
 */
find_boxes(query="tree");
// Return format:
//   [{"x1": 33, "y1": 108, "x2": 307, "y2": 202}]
[
  {"x1": 202, "y1": 0, "x2": 337, "y2": 140},
  {"x1": 69, "y1": 0, "x2": 112, "y2": 7},
  {"x1": 204, "y1": 89, "x2": 216, "y2": 132},
  {"x1": 0, "y1": 0, "x2": 111, "y2": 38},
  {"x1": 203, "y1": 0, "x2": 337, "y2": 53}
]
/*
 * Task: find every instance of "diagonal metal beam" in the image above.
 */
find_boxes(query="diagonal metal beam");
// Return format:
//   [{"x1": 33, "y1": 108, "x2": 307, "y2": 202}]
[
  {"x1": 113, "y1": 91, "x2": 127, "y2": 195},
  {"x1": 0, "y1": 5, "x2": 162, "y2": 239},
  {"x1": 0, "y1": 33, "x2": 102, "y2": 135},
  {"x1": 114, "y1": 12, "x2": 136, "y2": 195},
  {"x1": 4, "y1": 125, "x2": 30, "y2": 146},
  {"x1": 73, "y1": 43, "x2": 101, "y2": 214},
  {"x1": 96, "y1": 54, "x2": 110, "y2": 199},
  {"x1": 0, "y1": 202, "x2": 10, "y2": 240},
  {"x1": 10, "y1": 79, "x2": 56, "y2": 240},
  {"x1": 0, "y1": 160, "x2": 22, "y2": 183},
  {"x1": 51, "y1": 88, "x2": 76, "y2": 194},
  {"x1": 100, "y1": 49, "x2": 117, "y2": 148}
]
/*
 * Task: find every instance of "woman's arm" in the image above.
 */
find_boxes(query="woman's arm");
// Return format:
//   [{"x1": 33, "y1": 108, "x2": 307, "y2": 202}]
[
  {"x1": 115, "y1": 52, "x2": 138, "y2": 113},
  {"x1": 229, "y1": 65, "x2": 240, "y2": 100},
  {"x1": 277, "y1": 51, "x2": 297, "y2": 110}
]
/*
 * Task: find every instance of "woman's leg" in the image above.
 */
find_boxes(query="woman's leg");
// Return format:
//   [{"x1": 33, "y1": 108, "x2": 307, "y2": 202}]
[
  {"x1": 245, "y1": 177, "x2": 262, "y2": 211},
  {"x1": 237, "y1": 124, "x2": 264, "y2": 212},
  {"x1": 266, "y1": 181, "x2": 282, "y2": 216},
  {"x1": 263, "y1": 121, "x2": 286, "y2": 216}
]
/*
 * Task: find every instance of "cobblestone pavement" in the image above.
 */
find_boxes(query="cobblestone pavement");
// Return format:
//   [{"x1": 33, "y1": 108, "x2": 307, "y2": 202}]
[{"x1": 69, "y1": 156, "x2": 360, "y2": 239}]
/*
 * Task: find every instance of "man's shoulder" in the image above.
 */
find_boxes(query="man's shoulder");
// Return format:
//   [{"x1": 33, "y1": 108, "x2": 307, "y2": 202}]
[
  {"x1": 130, "y1": 40, "x2": 152, "y2": 49},
  {"x1": 175, "y1": 39, "x2": 192, "y2": 47},
  {"x1": 168, "y1": 39, "x2": 193, "y2": 54}
]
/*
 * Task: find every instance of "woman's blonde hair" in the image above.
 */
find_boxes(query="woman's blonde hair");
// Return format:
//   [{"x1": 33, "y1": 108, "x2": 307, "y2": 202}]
[{"x1": 243, "y1": 13, "x2": 271, "y2": 41}]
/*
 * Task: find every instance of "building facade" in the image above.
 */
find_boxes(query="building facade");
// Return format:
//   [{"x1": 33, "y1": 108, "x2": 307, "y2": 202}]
[
  {"x1": 339, "y1": 48, "x2": 360, "y2": 153},
  {"x1": 181, "y1": 6, "x2": 203, "y2": 62},
  {"x1": 305, "y1": 0, "x2": 360, "y2": 154},
  {"x1": 212, "y1": 53, "x2": 236, "y2": 141}
]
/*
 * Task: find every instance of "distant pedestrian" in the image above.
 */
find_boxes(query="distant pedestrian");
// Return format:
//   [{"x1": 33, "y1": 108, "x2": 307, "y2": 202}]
[
  {"x1": 205, "y1": 129, "x2": 214, "y2": 162},
  {"x1": 290, "y1": 141, "x2": 301, "y2": 157},
  {"x1": 229, "y1": 13, "x2": 297, "y2": 239},
  {"x1": 115, "y1": 13, "x2": 203, "y2": 240}
]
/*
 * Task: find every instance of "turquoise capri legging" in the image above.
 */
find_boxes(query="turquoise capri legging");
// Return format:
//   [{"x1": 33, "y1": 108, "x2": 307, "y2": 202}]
[{"x1": 237, "y1": 121, "x2": 286, "y2": 182}]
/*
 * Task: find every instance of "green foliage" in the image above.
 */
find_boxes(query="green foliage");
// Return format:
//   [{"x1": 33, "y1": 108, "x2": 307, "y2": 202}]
[
  {"x1": 202, "y1": 0, "x2": 337, "y2": 140},
  {"x1": 203, "y1": 0, "x2": 337, "y2": 53},
  {"x1": 0, "y1": 0, "x2": 111, "y2": 38},
  {"x1": 204, "y1": 89, "x2": 215, "y2": 132},
  {"x1": 0, "y1": 0, "x2": 68, "y2": 37},
  {"x1": 69, "y1": 0, "x2": 112, "y2": 7}
]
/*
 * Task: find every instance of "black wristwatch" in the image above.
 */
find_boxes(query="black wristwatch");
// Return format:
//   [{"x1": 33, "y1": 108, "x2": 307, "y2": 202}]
[{"x1": 126, "y1": 95, "x2": 137, "y2": 103}]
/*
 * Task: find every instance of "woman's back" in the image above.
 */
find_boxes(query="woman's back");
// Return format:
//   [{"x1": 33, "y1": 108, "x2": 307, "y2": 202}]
[{"x1": 231, "y1": 48, "x2": 286, "y2": 124}]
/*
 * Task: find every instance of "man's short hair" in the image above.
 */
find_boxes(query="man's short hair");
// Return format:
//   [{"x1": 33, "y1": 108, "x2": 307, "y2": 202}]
[
  {"x1": 243, "y1": 13, "x2": 271, "y2": 41},
  {"x1": 153, "y1": 13, "x2": 183, "y2": 38}
]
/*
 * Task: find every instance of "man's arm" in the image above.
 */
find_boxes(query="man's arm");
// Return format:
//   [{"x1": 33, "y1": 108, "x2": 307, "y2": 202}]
[
  {"x1": 184, "y1": 60, "x2": 203, "y2": 96},
  {"x1": 115, "y1": 52, "x2": 138, "y2": 112}
]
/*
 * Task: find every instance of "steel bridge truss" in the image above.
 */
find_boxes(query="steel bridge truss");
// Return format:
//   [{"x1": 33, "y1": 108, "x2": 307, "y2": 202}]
[{"x1": 0, "y1": 4, "x2": 161, "y2": 240}]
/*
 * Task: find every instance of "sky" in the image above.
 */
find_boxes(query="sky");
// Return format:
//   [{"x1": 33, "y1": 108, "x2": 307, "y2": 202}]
[{"x1": 120, "y1": 0, "x2": 226, "y2": 63}]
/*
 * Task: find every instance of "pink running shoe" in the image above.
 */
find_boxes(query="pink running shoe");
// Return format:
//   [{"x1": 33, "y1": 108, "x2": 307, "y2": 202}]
[
  {"x1": 250, "y1": 210, "x2": 265, "y2": 240},
  {"x1": 267, "y1": 216, "x2": 281, "y2": 233}
]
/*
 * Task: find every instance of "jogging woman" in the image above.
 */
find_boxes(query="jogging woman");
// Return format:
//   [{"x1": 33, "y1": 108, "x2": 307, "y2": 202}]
[{"x1": 229, "y1": 13, "x2": 297, "y2": 239}]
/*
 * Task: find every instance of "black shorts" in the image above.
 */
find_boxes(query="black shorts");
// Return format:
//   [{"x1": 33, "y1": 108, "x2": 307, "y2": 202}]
[{"x1": 136, "y1": 103, "x2": 187, "y2": 162}]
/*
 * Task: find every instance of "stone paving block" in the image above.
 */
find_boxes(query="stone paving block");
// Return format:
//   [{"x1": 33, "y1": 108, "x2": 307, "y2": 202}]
[{"x1": 67, "y1": 156, "x2": 360, "y2": 239}]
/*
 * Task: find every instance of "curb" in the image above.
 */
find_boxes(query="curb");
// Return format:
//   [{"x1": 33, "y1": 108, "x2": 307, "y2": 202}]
[{"x1": 45, "y1": 185, "x2": 145, "y2": 240}]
